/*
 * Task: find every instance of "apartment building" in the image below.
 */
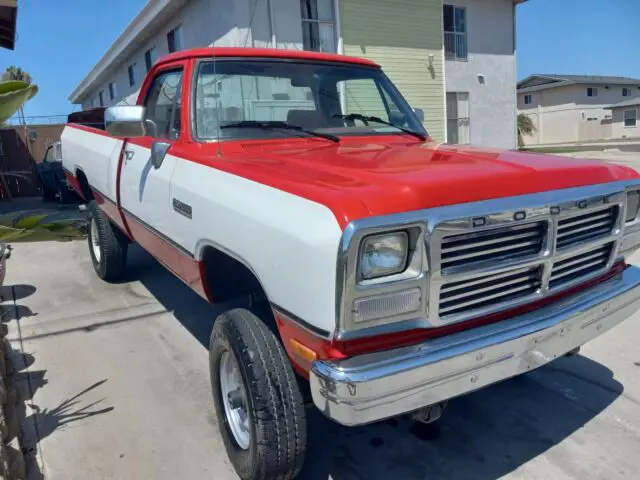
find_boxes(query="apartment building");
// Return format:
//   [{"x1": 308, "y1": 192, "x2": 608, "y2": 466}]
[
  {"x1": 517, "y1": 74, "x2": 640, "y2": 145},
  {"x1": 70, "y1": 0, "x2": 524, "y2": 148}
]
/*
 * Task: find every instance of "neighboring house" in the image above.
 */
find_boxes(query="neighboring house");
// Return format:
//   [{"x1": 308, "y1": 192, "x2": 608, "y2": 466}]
[
  {"x1": 517, "y1": 74, "x2": 640, "y2": 145},
  {"x1": 605, "y1": 98, "x2": 640, "y2": 140},
  {"x1": 69, "y1": 0, "x2": 524, "y2": 148}
]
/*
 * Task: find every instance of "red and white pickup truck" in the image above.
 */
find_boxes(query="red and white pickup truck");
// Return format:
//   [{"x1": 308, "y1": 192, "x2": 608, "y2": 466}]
[{"x1": 62, "y1": 47, "x2": 640, "y2": 479}]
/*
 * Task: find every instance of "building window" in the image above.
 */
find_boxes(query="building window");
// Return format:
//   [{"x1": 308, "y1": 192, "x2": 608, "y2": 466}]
[
  {"x1": 443, "y1": 5, "x2": 467, "y2": 61},
  {"x1": 524, "y1": 94, "x2": 532, "y2": 105},
  {"x1": 623, "y1": 87, "x2": 631, "y2": 97},
  {"x1": 109, "y1": 82, "x2": 117, "y2": 101},
  {"x1": 624, "y1": 109, "x2": 637, "y2": 127},
  {"x1": 300, "y1": 0, "x2": 336, "y2": 52},
  {"x1": 145, "y1": 47, "x2": 157, "y2": 72},
  {"x1": 128, "y1": 63, "x2": 137, "y2": 87},
  {"x1": 587, "y1": 87, "x2": 598, "y2": 97},
  {"x1": 167, "y1": 25, "x2": 183, "y2": 53},
  {"x1": 98, "y1": 90, "x2": 104, "y2": 107},
  {"x1": 446, "y1": 92, "x2": 470, "y2": 144}
]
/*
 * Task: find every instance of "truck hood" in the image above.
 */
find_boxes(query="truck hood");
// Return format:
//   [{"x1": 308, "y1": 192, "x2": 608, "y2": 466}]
[{"x1": 222, "y1": 139, "x2": 639, "y2": 228}]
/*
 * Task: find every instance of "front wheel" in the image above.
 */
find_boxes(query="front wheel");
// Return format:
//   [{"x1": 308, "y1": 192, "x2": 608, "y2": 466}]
[
  {"x1": 210, "y1": 308, "x2": 307, "y2": 480},
  {"x1": 87, "y1": 200, "x2": 128, "y2": 281}
]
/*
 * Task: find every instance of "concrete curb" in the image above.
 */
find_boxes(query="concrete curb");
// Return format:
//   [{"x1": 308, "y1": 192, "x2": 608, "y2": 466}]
[{"x1": 0, "y1": 330, "x2": 26, "y2": 480}]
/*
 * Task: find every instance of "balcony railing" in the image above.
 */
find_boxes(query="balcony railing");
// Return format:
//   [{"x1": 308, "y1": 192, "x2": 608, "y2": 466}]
[{"x1": 444, "y1": 31, "x2": 468, "y2": 61}]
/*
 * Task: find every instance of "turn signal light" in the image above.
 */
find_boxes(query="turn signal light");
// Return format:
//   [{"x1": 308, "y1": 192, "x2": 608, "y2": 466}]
[{"x1": 289, "y1": 339, "x2": 317, "y2": 370}]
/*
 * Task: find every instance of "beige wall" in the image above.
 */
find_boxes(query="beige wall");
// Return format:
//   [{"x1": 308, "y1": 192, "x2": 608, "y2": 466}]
[
  {"x1": 341, "y1": 0, "x2": 446, "y2": 141},
  {"x1": 517, "y1": 84, "x2": 640, "y2": 145},
  {"x1": 611, "y1": 107, "x2": 640, "y2": 139}
]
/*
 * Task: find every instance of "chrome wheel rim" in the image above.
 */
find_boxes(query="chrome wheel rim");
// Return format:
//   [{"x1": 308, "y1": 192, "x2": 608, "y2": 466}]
[
  {"x1": 90, "y1": 217, "x2": 101, "y2": 262},
  {"x1": 220, "y1": 351, "x2": 251, "y2": 450}
]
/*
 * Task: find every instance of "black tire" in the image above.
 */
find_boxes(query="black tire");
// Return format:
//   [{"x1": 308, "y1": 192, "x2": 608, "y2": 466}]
[
  {"x1": 87, "y1": 200, "x2": 127, "y2": 281},
  {"x1": 210, "y1": 308, "x2": 307, "y2": 480}
]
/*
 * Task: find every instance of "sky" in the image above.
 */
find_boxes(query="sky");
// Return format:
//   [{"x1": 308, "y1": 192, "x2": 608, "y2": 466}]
[
  {"x1": 516, "y1": 0, "x2": 640, "y2": 80},
  {"x1": 0, "y1": 0, "x2": 147, "y2": 121},
  {"x1": 0, "y1": 0, "x2": 638, "y2": 119}
]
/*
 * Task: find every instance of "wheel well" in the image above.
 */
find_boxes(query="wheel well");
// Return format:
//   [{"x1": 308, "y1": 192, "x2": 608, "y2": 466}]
[
  {"x1": 75, "y1": 169, "x2": 94, "y2": 201},
  {"x1": 200, "y1": 246, "x2": 267, "y2": 305}
]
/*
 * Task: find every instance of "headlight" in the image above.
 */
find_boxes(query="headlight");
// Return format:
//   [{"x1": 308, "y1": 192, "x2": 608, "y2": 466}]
[
  {"x1": 626, "y1": 190, "x2": 640, "y2": 223},
  {"x1": 359, "y1": 232, "x2": 409, "y2": 280}
]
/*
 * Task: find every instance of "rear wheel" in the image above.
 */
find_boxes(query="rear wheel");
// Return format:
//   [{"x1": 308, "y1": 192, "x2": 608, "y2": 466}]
[
  {"x1": 210, "y1": 308, "x2": 307, "y2": 480},
  {"x1": 87, "y1": 200, "x2": 127, "y2": 281}
]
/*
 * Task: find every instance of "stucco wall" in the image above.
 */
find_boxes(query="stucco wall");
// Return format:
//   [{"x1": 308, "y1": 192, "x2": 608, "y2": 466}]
[
  {"x1": 611, "y1": 107, "x2": 640, "y2": 139},
  {"x1": 81, "y1": 0, "x2": 293, "y2": 109},
  {"x1": 517, "y1": 84, "x2": 640, "y2": 144},
  {"x1": 340, "y1": 0, "x2": 446, "y2": 141},
  {"x1": 444, "y1": 0, "x2": 516, "y2": 149}
]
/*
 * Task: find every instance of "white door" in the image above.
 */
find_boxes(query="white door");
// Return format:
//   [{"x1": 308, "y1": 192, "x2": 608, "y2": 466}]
[{"x1": 119, "y1": 68, "x2": 184, "y2": 238}]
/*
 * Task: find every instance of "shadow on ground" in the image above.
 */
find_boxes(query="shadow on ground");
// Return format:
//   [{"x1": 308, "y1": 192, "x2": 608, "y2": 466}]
[
  {"x1": 24, "y1": 378, "x2": 114, "y2": 443},
  {"x1": 124, "y1": 246, "x2": 623, "y2": 479}
]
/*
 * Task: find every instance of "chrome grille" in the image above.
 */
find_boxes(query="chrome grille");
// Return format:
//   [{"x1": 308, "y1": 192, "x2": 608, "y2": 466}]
[
  {"x1": 429, "y1": 187, "x2": 628, "y2": 328},
  {"x1": 556, "y1": 206, "x2": 618, "y2": 249},
  {"x1": 440, "y1": 222, "x2": 546, "y2": 271},
  {"x1": 550, "y1": 243, "x2": 613, "y2": 289},
  {"x1": 439, "y1": 266, "x2": 542, "y2": 317}
]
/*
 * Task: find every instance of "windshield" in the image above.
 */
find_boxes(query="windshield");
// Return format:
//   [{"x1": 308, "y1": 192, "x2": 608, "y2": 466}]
[{"x1": 194, "y1": 59, "x2": 427, "y2": 141}]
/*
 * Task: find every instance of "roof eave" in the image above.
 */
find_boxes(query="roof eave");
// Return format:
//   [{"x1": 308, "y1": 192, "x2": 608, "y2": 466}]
[
  {"x1": 69, "y1": 0, "x2": 185, "y2": 103},
  {"x1": 517, "y1": 80, "x2": 576, "y2": 93}
]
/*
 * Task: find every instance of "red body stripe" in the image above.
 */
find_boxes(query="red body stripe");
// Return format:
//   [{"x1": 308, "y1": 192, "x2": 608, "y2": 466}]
[
  {"x1": 64, "y1": 170, "x2": 83, "y2": 199},
  {"x1": 119, "y1": 209, "x2": 210, "y2": 302},
  {"x1": 91, "y1": 189, "x2": 128, "y2": 234}
]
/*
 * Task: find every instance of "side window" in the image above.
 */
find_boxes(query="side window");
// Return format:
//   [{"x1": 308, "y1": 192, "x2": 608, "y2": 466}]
[
  {"x1": 339, "y1": 78, "x2": 389, "y2": 121},
  {"x1": 144, "y1": 69, "x2": 183, "y2": 139}
]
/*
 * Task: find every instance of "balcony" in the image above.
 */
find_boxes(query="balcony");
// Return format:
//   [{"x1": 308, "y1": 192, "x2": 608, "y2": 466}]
[{"x1": 444, "y1": 31, "x2": 468, "y2": 61}]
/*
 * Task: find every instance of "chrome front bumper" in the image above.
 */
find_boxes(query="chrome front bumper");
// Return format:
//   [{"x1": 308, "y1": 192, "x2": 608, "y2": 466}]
[{"x1": 310, "y1": 266, "x2": 640, "y2": 426}]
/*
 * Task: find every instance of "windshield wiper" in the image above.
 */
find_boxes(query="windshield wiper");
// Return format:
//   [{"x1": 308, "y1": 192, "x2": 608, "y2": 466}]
[
  {"x1": 220, "y1": 120, "x2": 340, "y2": 143},
  {"x1": 334, "y1": 113, "x2": 427, "y2": 141}
]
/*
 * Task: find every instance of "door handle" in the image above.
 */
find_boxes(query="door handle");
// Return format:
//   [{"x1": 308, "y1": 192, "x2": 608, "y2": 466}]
[{"x1": 124, "y1": 149, "x2": 135, "y2": 161}]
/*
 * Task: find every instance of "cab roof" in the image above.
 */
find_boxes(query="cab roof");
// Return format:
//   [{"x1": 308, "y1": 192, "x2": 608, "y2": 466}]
[{"x1": 158, "y1": 47, "x2": 381, "y2": 69}]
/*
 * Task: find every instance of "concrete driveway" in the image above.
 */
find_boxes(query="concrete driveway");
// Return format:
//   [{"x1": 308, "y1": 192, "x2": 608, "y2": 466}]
[
  {"x1": 5, "y1": 151, "x2": 640, "y2": 480},
  {"x1": 4, "y1": 238, "x2": 640, "y2": 480}
]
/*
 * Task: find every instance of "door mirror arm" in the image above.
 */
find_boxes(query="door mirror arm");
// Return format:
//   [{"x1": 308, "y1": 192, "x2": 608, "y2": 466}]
[
  {"x1": 151, "y1": 141, "x2": 170, "y2": 170},
  {"x1": 145, "y1": 119, "x2": 159, "y2": 139},
  {"x1": 142, "y1": 119, "x2": 169, "y2": 169}
]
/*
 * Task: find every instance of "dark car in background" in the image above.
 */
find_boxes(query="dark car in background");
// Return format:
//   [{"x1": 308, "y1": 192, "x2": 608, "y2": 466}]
[{"x1": 36, "y1": 142, "x2": 78, "y2": 203}]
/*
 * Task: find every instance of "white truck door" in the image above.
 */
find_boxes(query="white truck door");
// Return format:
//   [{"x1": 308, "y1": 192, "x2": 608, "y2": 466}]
[{"x1": 119, "y1": 67, "x2": 184, "y2": 243}]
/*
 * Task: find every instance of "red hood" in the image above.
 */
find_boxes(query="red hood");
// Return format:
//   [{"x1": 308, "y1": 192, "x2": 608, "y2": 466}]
[{"x1": 211, "y1": 139, "x2": 639, "y2": 228}]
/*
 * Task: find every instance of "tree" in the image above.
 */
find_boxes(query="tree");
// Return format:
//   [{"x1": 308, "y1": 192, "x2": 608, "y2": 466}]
[
  {"x1": 1, "y1": 66, "x2": 32, "y2": 84},
  {"x1": 517, "y1": 113, "x2": 536, "y2": 147}
]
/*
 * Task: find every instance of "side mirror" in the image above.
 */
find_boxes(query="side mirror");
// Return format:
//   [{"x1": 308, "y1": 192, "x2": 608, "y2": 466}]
[
  {"x1": 105, "y1": 106, "x2": 147, "y2": 137},
  {"x1": 413, "y1": 107, "x2": 425, "y2": 123}
]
